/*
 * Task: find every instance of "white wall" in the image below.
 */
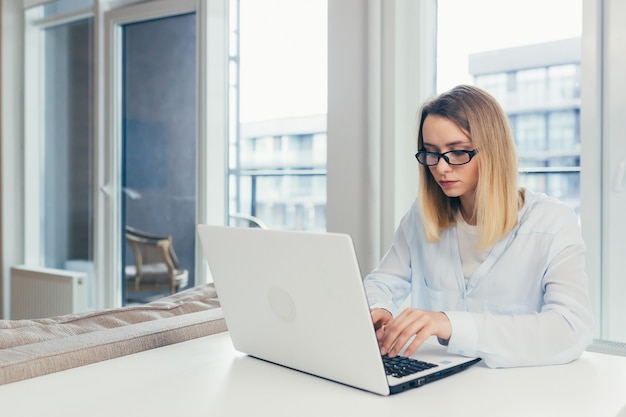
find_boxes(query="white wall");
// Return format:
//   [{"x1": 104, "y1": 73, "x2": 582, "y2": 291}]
[{"x1": 327, "y1": 0, "x2": 435, "y2": 274}]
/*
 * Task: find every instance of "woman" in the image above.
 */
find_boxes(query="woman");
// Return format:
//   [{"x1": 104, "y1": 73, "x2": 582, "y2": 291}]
[{"x1": 365, "y1": 85, "x2": 593, "y2": 368}]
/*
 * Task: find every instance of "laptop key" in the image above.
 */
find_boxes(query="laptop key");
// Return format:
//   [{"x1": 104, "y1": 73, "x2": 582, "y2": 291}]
[{"x1": 382, "y1": 355, "x2": 438, "y2": 378}]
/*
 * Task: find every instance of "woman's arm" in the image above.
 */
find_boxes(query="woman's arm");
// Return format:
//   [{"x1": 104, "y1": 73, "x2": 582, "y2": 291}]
[{"x1": 363, "y1": 220, "x2": 413, "y2": 316}]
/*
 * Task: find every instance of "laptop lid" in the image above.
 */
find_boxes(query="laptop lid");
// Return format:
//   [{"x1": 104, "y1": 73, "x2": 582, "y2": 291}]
[{"x1": 197, "y1": 225, "x2": 480, "y2": 396}]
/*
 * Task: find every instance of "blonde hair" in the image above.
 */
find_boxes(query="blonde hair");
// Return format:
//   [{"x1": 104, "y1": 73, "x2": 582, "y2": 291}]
[{"x1": 417, "y1": 85, "x2": 522, "y2": 249}]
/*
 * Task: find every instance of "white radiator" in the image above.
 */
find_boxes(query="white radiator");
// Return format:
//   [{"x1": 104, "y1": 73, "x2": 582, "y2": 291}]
[{"x1": 10, "y1": 266, "x2": 89, "y2": 319}]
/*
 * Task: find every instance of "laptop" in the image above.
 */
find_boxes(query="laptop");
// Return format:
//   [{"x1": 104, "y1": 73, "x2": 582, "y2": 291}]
[{"x1": 197, "y1": 225, "x2": 481, "y2": 395}]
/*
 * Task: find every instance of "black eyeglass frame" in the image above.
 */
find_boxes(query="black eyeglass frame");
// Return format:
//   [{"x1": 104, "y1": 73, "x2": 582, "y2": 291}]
[{"x1": 414, "y1": 149, "x2": 478, "y2": 166}]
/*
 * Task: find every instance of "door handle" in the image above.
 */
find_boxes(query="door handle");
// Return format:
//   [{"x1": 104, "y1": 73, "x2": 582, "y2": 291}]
[{"x1": 100, "y1": 184, "x2": 112, "y2": 197}]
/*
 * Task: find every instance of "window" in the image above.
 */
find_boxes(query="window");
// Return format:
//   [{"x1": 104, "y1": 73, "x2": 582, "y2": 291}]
[
  {"x1": 438, "y1": 0, "x2": 626, "y2": 348},
  {"x1": 516, "y1": 68, "x2": 549, "y2": 107},
  {"x1": 228, "y1": 0, "x2": 328, "y2": 231},
  {"x1": 548, "y1": 64, "x2": 580, "y2": 101},
  {"x1": 22, "y1": 1, "x2": 96, "y2": 307},
  {"x1": 439, "y1": 2, "x2": 582, "y2": 215}
]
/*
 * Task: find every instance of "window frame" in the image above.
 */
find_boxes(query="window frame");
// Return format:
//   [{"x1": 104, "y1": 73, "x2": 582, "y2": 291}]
[{"x1": 581, "y1": 0, "x2": 626, "y2": 347}]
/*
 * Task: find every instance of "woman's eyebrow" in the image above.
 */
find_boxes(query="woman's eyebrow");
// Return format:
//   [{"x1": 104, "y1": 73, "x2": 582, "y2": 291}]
[{"x1": 423, "y1": 140, "x2": 473, "y2": 148}]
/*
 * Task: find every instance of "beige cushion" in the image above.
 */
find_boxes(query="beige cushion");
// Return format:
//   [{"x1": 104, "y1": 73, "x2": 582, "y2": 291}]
[{"x1": 0, "y1": 284, "x2": 226, "y2": 385}]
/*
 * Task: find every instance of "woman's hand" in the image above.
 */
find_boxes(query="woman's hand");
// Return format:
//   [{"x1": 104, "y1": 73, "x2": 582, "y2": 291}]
[
  {"x1": 375, "y1": 308, "x2": 452, "y2": 357},
  {"x1": 371, "y1": 308, "x2": 393, "y2": 339}
]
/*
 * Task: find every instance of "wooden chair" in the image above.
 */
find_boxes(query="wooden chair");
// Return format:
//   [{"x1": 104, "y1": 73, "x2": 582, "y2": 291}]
[{"x1": 125, "y1": 226, "x2": 189, "y2": 296}]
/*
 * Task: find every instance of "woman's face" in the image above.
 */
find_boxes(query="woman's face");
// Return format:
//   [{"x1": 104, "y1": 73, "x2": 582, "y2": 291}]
[{"x1": 421, "y1": 115, "x2": 479, "y2": 205}]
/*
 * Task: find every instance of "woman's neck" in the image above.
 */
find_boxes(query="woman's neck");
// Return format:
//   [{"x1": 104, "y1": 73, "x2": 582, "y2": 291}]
[
  {"x1": 459, "y1": 198, "x2": 476, "y2": 225},
  {"x1": 461, "y1": 209, "x2": 476, "y2": 225}
]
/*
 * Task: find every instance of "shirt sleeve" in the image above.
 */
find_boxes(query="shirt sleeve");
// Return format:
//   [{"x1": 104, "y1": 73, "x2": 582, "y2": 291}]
[{"x1": 363, "y1": 213, "x2": 413, "y2": 317}]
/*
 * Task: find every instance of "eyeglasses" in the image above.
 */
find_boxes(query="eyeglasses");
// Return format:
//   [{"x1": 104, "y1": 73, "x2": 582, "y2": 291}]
[{"x1": 414, "y1": 149, "x2": 478, "y2": 166}]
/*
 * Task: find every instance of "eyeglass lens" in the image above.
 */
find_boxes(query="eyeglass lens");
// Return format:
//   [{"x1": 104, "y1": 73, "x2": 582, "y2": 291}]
[{"x1": 418, "y1": 150, "x2": 472, "y2": 166}]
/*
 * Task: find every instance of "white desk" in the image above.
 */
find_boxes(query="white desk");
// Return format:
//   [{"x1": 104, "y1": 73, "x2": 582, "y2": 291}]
[{"x1": 1, "y1": 331, "x2": 626, "y2": 417}]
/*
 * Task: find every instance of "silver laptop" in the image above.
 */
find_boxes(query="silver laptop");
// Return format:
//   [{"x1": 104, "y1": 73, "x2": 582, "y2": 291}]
[{"x1": 197, "y1": 225, "x2": 480, "y2": 395}]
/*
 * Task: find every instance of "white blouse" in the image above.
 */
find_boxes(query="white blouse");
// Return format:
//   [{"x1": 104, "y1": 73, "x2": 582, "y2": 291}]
[{"x1": 364, "y1": 189, "x2": 594, "y2": 368}]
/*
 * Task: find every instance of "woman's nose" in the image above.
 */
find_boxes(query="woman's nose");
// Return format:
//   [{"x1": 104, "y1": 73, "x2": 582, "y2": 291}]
[{"x1": 434, "y1": 156, "x2": 452, "y2": 172}]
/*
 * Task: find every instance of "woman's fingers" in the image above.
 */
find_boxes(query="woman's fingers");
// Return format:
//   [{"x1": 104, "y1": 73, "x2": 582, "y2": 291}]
[{"x1": 379, "y1": 309, "x2": 448, "y2": 357}]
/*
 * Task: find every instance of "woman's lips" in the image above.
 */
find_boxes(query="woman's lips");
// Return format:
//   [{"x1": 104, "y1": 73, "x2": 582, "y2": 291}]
[{"x1": 438, "y1": 180, "x2": 457, "y2": 188}]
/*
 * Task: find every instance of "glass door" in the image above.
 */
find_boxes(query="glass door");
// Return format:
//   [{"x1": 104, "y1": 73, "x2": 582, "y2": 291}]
[
  {"x1": 104, "y1": 0, "x2": 202, "y2": 306},
  {"x1": 121, "y1": 13, "x2": 197, "y2": 304}
]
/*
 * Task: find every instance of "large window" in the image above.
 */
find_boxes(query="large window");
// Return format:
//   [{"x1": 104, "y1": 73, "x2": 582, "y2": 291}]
[
  {"x1": 439, "y1": 1, "x2": 582, "y2": 209},
  {"x1": 438, "y1": 0, "x2": 626, "y2": 348},
  {"x1": 228, "y1": 0, "x2": 328, "y2": 231}
]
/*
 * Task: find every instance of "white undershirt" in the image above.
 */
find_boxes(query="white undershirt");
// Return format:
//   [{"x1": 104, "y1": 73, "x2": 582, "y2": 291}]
[{"x1": 456, "y1": 213, "x2": 490, "y2": 284}]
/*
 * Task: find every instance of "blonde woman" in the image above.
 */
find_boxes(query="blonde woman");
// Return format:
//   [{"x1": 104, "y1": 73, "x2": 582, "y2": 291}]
[{"x1": 365, "y1": 85, "x2": 593, "y2": 368}]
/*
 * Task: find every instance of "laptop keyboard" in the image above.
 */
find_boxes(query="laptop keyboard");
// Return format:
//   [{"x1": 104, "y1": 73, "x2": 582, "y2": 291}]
[{"x1": 382, "y1": 355, "x2": 438, "y2": 378}]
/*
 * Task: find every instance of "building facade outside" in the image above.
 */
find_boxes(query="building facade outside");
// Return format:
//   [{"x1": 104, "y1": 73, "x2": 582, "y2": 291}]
[
  {"x1": 469, "y1": 37, "x2": 581, "y2": 212},
  {"x1": 229, "y1": 115, "x2": 327, "y2": 231}
]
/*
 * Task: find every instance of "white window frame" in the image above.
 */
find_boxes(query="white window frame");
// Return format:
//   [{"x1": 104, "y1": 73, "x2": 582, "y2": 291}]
[
  {"x1": 581, "y1": 0, "x2": 626, "y2": 345},
  {"x1": 580, "y1": 0, "x2": 603, "y2": 341},
  {"x1": 99, "y1": 0, "x2": 227, "y2": 308}
]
